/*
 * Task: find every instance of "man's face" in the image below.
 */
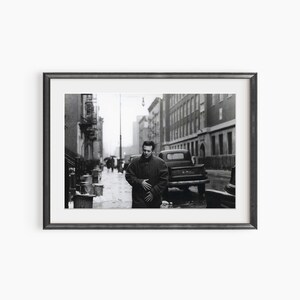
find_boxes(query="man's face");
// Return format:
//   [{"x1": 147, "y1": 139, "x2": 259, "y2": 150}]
[{"x1": 142, "y1": 145, "x2": 153, "y2": 159}]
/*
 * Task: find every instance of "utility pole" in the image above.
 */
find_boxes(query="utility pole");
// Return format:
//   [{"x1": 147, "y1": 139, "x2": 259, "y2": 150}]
[{"x1": 119, "y1": 94, "x2": 122, "y2": 160}]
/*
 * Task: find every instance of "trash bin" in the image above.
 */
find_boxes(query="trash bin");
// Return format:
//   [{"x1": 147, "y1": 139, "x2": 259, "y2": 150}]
[
  {"x1": 92, "y1": 166, "x2": 101, "y2": 183},
  {"x1": 73, "y1": 194, "x2": 95, "y2": 208},
  {"x1": 80, "y1": 182, "x2": 93, "y2": 194},
  {"x1": 93, "y1": 184, "x2": 104, "y2": 196}
]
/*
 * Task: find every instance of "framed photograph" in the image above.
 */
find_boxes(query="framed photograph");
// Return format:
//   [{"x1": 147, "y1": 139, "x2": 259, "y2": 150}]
[{"x1": 43, "y1": 73, "x2": 257, "y2": 229}]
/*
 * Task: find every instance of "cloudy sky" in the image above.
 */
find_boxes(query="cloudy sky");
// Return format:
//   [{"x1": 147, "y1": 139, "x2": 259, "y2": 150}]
[{"x1": 97, "y1": 93, "x2": 162, "y2": 156}]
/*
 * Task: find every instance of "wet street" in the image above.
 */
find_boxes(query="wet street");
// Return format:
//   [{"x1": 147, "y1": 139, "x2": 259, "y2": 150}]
[
  {"x1": 206, "y1": 169, "x2": 231, "y2": 191},
  {"x1": 93, "y1": 169, "x2": 132, "y2": 208},
  {"x1": 91, "y1": 167, "x2": 231, "y2": 209}
]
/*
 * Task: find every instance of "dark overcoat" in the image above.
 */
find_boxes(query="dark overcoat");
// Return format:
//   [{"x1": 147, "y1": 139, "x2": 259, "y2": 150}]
[{"x1": 125, "y1": 155, "x2": 169, "y2": 208}]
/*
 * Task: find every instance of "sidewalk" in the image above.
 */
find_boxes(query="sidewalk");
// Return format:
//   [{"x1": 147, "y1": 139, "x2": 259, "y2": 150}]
[
  {"x1": 93, "y1": 169, "x2": 132, "y2": 209},
  {"x1": 206, "y1": 169, "x2": 231, "y2": 178}
]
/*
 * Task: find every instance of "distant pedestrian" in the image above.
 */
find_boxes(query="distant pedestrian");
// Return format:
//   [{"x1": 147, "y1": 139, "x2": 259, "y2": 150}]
[
  {"x1": 125, "y1": 141, "x2": 168, "y2": 208},
  {"x1": 106, "y1": 158, "x2": 111, "y2": 172},
  {"x1": 110, "y1": 157, "x2": 115, "y2": 172}
]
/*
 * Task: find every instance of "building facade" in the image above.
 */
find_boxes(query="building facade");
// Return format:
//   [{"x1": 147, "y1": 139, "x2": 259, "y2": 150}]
[
  {"x1": 65, "y1": 94, "x2": 104, "y2": 165},
  {"x1": 132, "y1": 115, "x2": 143, "y2": 154},
  {"x1": 147, "y1": 97, "x2": 162, "y2": 154},
  {"x1": 161, "y1": 94, "x2": 235, "y2": 169},
  {"x1": 138, "y1": 115, "x2": 149, "y2": 152}
]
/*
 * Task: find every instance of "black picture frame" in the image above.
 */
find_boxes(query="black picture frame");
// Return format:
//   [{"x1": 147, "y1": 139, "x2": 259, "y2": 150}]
[{"x1": 43, "y1": 72, "x2": 257, "y2": 230}]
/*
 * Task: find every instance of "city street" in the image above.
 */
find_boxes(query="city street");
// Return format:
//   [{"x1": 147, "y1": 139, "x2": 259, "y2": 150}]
[{"x1": 91, "y1": 167, "x2": 231, "y2": 208}]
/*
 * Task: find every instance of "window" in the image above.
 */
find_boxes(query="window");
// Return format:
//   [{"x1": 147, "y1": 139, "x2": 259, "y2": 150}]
[
  {"x1": 184, "y1": 103, "x2": 186, "y2": 116},
  {"x1": 200, "y1": 102, "x2": 204, "y2": 113},
  {"x1": 200, "y1": 94, "x2": 205, "y2": 104},
  {"x1": 191, "y1": 97, "x2": 194, "y2": 112},
  {"x1": 196, "y1": 95, "x2": 199, "y2": 110},
  {"x1": 227, "y1": 132, "x2": 233, "y2": 154},
  {"x1": 212, "y1": 94, "x2": 219, "y2": 106},
  {"x1": 220, "y1": 94, "x2": 226, "y2": 102},
  {"x1": 187, "y1": 100, "x2": 190, "y2": 115},
  {"x1": 219, "y1": 134, "x2": 223, "y2": 155},
  {"x1": 196, "y1": 141, "x2": 199, "y2": 156},
  {"x1": 212, "y1": 136, "x2": 216, "y2": 155},
  {"x1": 191, "y1": 142, "x2": 194, "y2": 156},
  {"x1": 219, "y1": 108, "x2": 223, "y2": 120}
]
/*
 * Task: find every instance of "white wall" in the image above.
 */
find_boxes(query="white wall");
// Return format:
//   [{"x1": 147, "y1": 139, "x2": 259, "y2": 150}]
[{"x1": 1, "y1": 1, "x2": 299, "y2": 300}]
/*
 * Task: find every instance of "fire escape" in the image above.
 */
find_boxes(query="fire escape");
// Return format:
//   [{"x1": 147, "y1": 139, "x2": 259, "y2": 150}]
[{"x1": 79, "y1": 95, "x2": 98, "y2": 161}]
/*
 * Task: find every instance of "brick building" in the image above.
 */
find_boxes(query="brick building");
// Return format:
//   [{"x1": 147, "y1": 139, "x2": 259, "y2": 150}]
[{"x1": 161, "y1": 94, "x2": 235, "y2": 170}]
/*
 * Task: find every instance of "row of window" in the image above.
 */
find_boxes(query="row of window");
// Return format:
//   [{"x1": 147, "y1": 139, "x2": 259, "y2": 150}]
[
  {"x1": 168, "y1": 131, "x2": 233, "y2": 157},
  {"x1": 170, "y1": 118, "x2": 200, "y2": 140},
  {"x1": 210, "y1": 94, "x2": 233, "y2": 107},
  {"x1": 211, "y1": 132, "x2": 233, "y2": 155},
  {"x1": 170, "y1": 95, "x2": 205, "y2": 125},
  {"x1": 170, "y1": 94, "x2": 232, "y2": 110},
  {"x1": 170, "y1": 94, "x2": 187, "y2": 107},
  {"x1": 169, "y1": 141, "x2": 199, "y2": 156},
  {"x1": 169, "y1": 107, "x2": 224, "y2": 141}
]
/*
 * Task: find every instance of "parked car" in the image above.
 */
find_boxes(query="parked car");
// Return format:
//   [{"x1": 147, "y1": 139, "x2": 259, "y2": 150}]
[
  {"x1": 206, "y1": 166, "x2": 235, "y2": 208},
  {"x1": 158, "y1": 149, "x2": 209, "y2": 196}
]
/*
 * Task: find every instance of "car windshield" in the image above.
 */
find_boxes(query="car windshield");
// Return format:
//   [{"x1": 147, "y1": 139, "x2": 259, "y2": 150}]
[{"x1": 166, "y1": 153, "x2": 185, "y2": 160}]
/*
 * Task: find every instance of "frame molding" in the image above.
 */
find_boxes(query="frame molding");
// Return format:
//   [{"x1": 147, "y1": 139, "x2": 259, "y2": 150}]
[{"x1": 43, "y1": 72, "x2": 257, "y2": 230}]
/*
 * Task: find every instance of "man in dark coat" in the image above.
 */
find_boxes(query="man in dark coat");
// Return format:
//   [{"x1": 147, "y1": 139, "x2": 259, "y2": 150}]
[{"x1": 125, "y1": 141, "x2": 169, "y2": 208}]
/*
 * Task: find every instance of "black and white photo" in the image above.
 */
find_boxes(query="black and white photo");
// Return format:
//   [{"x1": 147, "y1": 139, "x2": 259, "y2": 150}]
[
  {"x1": 64, "y1": 93, "x2": 236, "y2": 210},
  {"x1": 43, "y1": 73, "x2": 257, "y2": 229}
]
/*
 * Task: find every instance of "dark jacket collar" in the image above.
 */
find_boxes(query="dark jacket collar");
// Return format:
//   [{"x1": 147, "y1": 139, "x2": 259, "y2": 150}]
[{"x1": 139, "y1": 154, "x2": 153, "y2": 162}]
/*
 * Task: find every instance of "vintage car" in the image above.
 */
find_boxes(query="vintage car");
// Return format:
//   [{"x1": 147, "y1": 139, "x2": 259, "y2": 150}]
[
  {"x1": 158, "y1": 149, "x2": 209, "y2": 196},
  {"x1": 206, "y1": 166, "x2": 235, "y2": 208}
]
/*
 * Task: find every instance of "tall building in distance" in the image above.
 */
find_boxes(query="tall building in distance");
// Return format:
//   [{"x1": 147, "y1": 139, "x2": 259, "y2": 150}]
[
  {"x1": 138, "y1": 115, "x2": 149, "y2": 152},
  {"x1": 147, "y1": 97, "x2": 162, "y2": 154},
  {"x1": 132, "y1": 115, "x2": 143, "y2": 154}
]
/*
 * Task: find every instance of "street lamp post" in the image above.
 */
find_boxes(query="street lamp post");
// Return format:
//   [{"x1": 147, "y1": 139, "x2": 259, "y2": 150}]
[
  {"x1": 117, "y1": 95, "x2": 123, "y2": 173},
  {"x1": 119, "y1": 94, "x2": 122, "y2": 160}
]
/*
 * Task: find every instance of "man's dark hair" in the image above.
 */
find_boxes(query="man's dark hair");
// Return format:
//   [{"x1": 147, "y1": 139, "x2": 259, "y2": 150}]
[{"x1": 142, "y1": 141, "x2": 155, "y2": 151}]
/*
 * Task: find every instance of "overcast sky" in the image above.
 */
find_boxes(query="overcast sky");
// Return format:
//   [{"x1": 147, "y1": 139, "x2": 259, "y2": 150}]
[{"x1": 97, "y1": 93, "x2": 162, "y2": 156}]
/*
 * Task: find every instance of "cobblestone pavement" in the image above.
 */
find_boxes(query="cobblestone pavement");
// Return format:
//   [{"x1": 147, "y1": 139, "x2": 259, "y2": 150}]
[{"x1": 93, "y1": 169, "x2": 132, "y2": 209}]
